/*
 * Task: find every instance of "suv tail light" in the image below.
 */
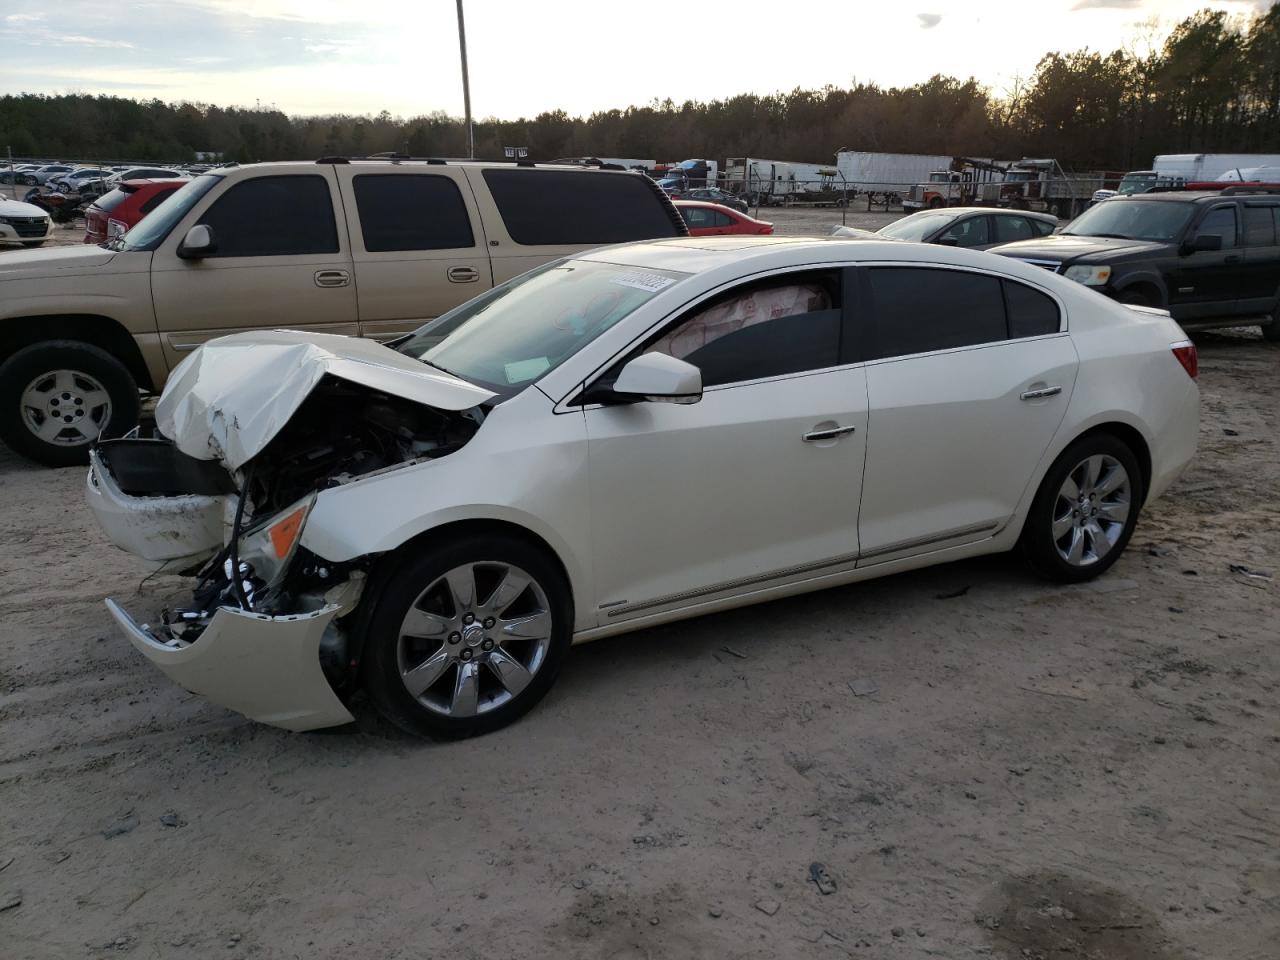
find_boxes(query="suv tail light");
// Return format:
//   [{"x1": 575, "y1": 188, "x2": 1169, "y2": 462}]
[{"x1": 1171, "y1": 340, "x2": 1198, "y2": 380}]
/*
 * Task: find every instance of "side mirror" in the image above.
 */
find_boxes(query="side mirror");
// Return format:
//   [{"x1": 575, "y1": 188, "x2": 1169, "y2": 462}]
[
  {"x1": 935, "y1": 235, "x2": 960, "y2": 246},
  {"x1": 177, "y1": 224, "x2": 216, "y2": 259},
  {"x1": 1184, "y1": 233, "x2": 1222, "y2": 254},
  {"x1": 611, "y1": 353, "x2": 702, "y2": 404}
]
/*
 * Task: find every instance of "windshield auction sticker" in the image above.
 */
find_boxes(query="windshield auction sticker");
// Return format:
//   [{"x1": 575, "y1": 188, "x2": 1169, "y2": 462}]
[{"x1": 611, "y1": 272, "x2": 676, "y2": 293}]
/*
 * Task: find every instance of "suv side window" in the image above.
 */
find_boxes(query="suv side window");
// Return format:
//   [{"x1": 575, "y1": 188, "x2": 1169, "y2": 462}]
[
  {"x1": 1243, "y1": 205, "x2": 1277, "y2": 246},
  {"x1": 1197, "y1": 205, "x2": 1238, "y2": 248},
  {"x1": 482, "y1": 169, "x2": 679, "y2": 245},
  {"x1": 138, "y1": 190, "x2": 173, "y2": 216},
  {"x1": 353, "y1": 174, "x2": 474, "y2": 251},
  {"x1": 197, "y1": 175, "x2": 339, "y2": 257},
  {"x1": 868, "y1": 267, "x2": 1006, "y2": 358},
  {"x1": 645, "y1": 270, "x2": 842, "y2": 387}
]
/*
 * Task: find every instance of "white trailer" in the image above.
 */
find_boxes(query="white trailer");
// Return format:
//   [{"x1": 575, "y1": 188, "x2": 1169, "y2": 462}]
[
  {"x1": 725, "y1": 158, "x2": 840, "y2": 204},
  {"x1": 835, "y1": 151, "x2": 954, "y2": 196},
  {"x1": 553, "y1": 156, "x2": 655, "y2": 173},
  {"x1": 1153, "y1": 153, "x2": 1280, "y2": 182}
]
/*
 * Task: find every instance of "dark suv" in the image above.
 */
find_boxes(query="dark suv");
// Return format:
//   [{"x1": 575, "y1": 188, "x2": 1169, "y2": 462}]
[{"x1": 991, "y1": 188, "x2": 1280, "y2": 340}]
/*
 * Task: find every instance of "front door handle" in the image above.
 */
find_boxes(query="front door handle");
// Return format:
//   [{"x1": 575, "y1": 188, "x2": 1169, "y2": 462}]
[
  {"x1": 448, "y1": 266, "x2": 480, "y2": 283},
  {"x1": 1020, "y1": 385, "x2": 1062, "y2": 401},
  {"x1": 314, "y1": 269, "x2": 350, "y2": 288},
  {"x1": 803, "y1": 425, "x2": 857, "y2": 442}
]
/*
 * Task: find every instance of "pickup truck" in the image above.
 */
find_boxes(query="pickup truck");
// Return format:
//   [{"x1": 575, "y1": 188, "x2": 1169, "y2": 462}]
[{"x1": 0, "y1": 158, "x2": 687, "y2": 465}]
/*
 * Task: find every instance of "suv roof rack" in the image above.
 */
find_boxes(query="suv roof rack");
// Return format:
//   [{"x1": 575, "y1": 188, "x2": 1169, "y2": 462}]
[
  {"x1": 1218, "y1": 185, "x2": 1280, "y2": 196},
  {"x1": 316, "y1": 155, "x2": 448, "y2": 165}
]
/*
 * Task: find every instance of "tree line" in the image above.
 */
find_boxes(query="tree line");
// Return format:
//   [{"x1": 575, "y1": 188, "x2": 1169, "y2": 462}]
[{"x1": 2, "y1": 5, "x2": 1277, "y2": 172}]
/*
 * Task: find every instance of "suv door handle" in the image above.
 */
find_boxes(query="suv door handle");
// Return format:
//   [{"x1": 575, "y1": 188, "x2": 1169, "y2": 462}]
[
  {"x1": 448, "y1": 266, "x2": 480, "y2": 283},
  {"x1": 314, "y1": 269, "x2": 350, "y2": 288},
  {"x1": 1020, "y1": 385, "x2": 1062, "y2": 401},
  {"x1": 803, "y1": 425, "x2": 857, "y2": 442}
]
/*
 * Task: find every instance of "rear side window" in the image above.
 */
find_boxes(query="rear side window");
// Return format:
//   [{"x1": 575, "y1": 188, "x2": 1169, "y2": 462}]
[
  {"x1": 711, "y1": 210, "x2": 735, "y2": 227},
  {"x1": 482, "y1": 169, "x2": 679, "y2": 245},
  {"x1": 994, "y1": 215, "x2": 1036, "y2": 243},
  {"x1": 138, "y1": 190, "x2": 174, "y2": 216},
  {"x1": 868, "y1": 268, "x2": 1006, "y2": 358},
  {"x1": 353, "y1": 174, "x2": 474, "y2": 251},
  {"x1": 197, "y1": 175, "x2": 339, "y2": 257},
  {"x1": 1003, "y1": 280, "x2": 1060, "y2": 337},
  {"x1": 1243, "y1": 206, "x2": 1277, "y2": 246}
]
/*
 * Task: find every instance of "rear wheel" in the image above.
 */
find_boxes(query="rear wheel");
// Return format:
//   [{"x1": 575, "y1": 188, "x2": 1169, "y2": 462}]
[
  {"x1": 1116, "y1": 288, "x2": 1156, "y2": 308},
  {"x1": 1019, "y1": 434, "x2": 1143, "y2": 583},
  {"x1": 0, "y1": 340, "x2": 141, "y2": 467},
  {"x1": 362, "y1": 534, "x2": 573, "y2": 739},
  {"x1": 1263, "y1": 289, "x2": 1280, "y2": 341}
]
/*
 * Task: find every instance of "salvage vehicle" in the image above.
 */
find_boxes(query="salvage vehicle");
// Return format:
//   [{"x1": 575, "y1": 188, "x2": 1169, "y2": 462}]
[
  {"x1": 83, "y1": 178, "x2": 189, "y2": 245},
  {"x1": 674, "y1": 200, "x2": 773, "y2": 235},
  {"x1": 0, "y1": 196, "x2": 53, "y2": 248},
  {"x1": 832, "y1": 207, "x2": 1056, "y2": 249},
  {"x1": 0, "y1": 159, "x2": 686, "y2": 466},
  {"x1": 88, "y1": 236, "x2": 1200, "y2": 739},
  {"x1": 990, "y1": 187, "x2": 1280, "y2": 339}
]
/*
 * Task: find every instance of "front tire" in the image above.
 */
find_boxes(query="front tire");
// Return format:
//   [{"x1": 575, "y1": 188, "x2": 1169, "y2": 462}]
[
  {"x1": 1019, "y1": 434, "x2": 1143, "y2": 583},
  {"x1": 0, "y1": 340, "x2": 141, "y2": 467},
  {"x1": 362, "y1": 534, "x2": 573, "y2": 739}
]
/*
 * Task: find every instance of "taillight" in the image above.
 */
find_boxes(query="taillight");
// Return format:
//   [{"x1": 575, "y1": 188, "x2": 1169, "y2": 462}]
[
  {"x1": 107, "y1": 218, "x2": 127, "y2": 238},
  {"x1": 1171, "y1": 340, "x2": 1198, "y2": 380}
]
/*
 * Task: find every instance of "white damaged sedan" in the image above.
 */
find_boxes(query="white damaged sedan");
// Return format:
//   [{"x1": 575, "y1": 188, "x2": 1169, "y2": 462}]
[{"x1": 87, "y1": 237, "x2": 1200, "y2": 738}]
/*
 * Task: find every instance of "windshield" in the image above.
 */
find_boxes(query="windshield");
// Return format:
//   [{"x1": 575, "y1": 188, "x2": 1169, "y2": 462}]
[
  {"x1": 1117, "y1": 173, "x2": 1158, "y2": 195},
  {"x1": 114, "y1": 174, "x2": 220, "y2": 251},
  {"x1": 1063, "y1": 199, "x2": 1195, "y2": 241},
  {"x1": 878, "y1": 212, "x2": 955, "y2": 242},
  {"x1": 398, "y1": 259, "x2": 689, "y2": 398}
]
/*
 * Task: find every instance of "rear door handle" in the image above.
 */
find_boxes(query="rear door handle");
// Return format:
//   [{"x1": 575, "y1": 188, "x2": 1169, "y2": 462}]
[
  {"x1": 1020, "y1": 385, "x2": 1062, "y2": 401},
  {"x1": 803, "y1": 425, "x2": 857, "y2": 442},
  {"x1": 314, "y1": 269, "x2": 350, "y2": 288},
  {"x1": 448, "y1": 266, "x2": 480, "y2": 283}
]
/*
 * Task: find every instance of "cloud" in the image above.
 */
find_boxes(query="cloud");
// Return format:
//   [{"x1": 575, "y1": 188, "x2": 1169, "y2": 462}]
[
  {"x1": 917, "y1": 13, "x2": 942, "y2": 28},
  {"x1": 5, "y1": 13, "x2": 45, "y2": 22},
  {"x1": 46, "y1": 33, "x2": 136, "y2": 48},
  {"x1": 1071, "y1": 0, "x2": 1140, "y2": 9}
]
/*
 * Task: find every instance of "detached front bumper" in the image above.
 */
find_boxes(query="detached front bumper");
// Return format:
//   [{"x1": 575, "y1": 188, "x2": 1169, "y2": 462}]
[{"x1": 105, "y1": 599, "x2": 355, "y2": 731}]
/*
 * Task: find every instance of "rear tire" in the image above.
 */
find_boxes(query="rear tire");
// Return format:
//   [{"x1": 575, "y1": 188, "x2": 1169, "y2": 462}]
[
  {"x1": 0, "y1": 340, "x2": 141, "y2": 467},
  {"x1": 362, "y1": 534, "x2": 573, "y2": 740},
  {"x1": 21, "y1": 240, "x2": 45, "y2": 248},
  {"x1": 1019, "y1": 434, "x2": 1143, "y2": 583},
  {"x1": 1263, "y1": 291, "x2": 1280, "y2": 341}
]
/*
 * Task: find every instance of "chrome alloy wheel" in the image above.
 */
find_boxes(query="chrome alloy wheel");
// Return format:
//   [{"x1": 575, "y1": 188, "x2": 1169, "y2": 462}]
[
  {"x1": 20, "y1": 369, "x2": 112, "y2": 447},
  {"x1": 1051, "y1": 454, "x2": 1131, "y2": 567},
  {"x1": 396, "y1": 562, "x2": 553, "y2": 717}
]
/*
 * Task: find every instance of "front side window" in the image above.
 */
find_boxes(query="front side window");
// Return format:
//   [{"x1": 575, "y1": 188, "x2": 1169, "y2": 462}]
[
  {"x1": 645, "y1": 270, "x2": 842, "y2": 387},
  {"x1": 939, "y1": 216, "x2": 989, "y2": 247},
  {"x1": 353, "y1": 174, "x2": 474, "y2": 252},
  {"x1": 482, "y1": 169, "x2": 680, "y2": 245},
  {"x1": 879, "y1": 212, "x2": 955, "y2": 243},
  {"x1": 1032, "y1": 218, "x2": 1056, "y2": 237},
  {"x1": 399, "y1": 259, "x2": 688, "y2": 398},
  {"x1": 868, "y1": 268, "x2": 1006, "y2": 358},
  {"x1": 197, "y1": 175, "x2": 339, "y2": 257},
  {"x1": 1196, "y1": 206, "x2": 1237, "y2": 248}
]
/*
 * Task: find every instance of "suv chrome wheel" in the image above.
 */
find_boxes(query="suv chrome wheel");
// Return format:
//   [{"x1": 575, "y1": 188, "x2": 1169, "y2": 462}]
[
  {"x1": 20, "y1": 368, "x2": 113, "y2": 447},
  {"x1": 397, "y1": 561, "x2": 553, "y2": 718},
  {"x1": 1051, "y1": 454, "x2": 1131, "y2": 567}
]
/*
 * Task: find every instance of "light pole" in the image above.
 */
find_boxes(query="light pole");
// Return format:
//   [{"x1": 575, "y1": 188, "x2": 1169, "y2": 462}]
[{"x1": 456, "y1": 0, "x2": 474, "y2": 159}]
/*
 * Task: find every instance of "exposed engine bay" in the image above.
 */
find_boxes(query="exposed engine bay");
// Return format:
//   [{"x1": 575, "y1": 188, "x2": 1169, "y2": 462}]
[{"x1": 92, "y1": 374, "x2": 484, "y2": 685}]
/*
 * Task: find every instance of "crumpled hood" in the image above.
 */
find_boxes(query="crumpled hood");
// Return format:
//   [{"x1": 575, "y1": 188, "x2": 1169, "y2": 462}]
[{"x1": 157, "y1": 330, "x2": 496, "y2": 470}]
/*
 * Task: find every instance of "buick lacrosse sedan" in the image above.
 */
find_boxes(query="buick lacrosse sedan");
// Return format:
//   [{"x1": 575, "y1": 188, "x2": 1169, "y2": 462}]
[{"x1": 87, "y1": 237, "x2": 1199, "y2": 738}]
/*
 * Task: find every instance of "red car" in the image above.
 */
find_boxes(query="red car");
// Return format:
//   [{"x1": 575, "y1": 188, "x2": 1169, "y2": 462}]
[
  {"x1": 674, "y1": 199, "x2": 773, "y2": 236},
  {"x1": 84, "y1": 178, "x2": 189, "y2": 244}
]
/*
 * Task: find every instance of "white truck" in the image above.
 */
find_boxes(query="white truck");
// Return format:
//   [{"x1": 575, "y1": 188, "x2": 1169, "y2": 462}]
[
  {"x1": 1154, "y1": 153, "x2": 1280, "y2": 182},
  {"x1": 834, "y1": 151, "x2": 954, "y2": 199},
  {"x1": 725, "y1": 158, "x2": 841, "y2": 205}
]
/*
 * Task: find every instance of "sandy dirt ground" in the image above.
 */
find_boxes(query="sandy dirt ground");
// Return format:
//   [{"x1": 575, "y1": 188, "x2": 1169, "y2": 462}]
[{"x1": 0, "y1": 226, "x2": 1277, "y2": 960}]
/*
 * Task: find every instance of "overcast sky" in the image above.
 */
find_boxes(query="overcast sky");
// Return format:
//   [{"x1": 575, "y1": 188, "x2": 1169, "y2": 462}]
[{"x1": 0, "y1": 0, "x2": 1268, "y2": 119}]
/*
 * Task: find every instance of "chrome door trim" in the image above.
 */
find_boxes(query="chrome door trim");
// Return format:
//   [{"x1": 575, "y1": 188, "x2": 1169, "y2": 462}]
[
  {"x1": 602, "y1": 551, "x2": 861, "y2": 619},
  {"x1": 858, "y1": 520, "x2": 1003, "y2": 563}
]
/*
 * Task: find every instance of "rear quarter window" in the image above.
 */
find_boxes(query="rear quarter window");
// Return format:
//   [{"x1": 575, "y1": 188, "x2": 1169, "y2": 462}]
[{"x1": 481, "y1": 169, "x2": 681, "y2": 245}]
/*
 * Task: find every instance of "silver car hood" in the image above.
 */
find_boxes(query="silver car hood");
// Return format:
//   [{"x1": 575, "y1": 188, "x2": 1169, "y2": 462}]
[{"x1": 157, "y1": 330, "x2": 496, "y2": 470}]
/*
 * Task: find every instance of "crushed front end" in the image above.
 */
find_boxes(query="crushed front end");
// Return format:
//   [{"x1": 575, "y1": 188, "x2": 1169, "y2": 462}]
[{"x1": 87, "y1": 373, "x2": 485, "y2": 730}]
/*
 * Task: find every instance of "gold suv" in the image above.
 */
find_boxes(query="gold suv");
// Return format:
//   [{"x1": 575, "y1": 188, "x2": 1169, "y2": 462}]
[{"x1": 0, "y1": 158, "x2": 686, "y2": 465}]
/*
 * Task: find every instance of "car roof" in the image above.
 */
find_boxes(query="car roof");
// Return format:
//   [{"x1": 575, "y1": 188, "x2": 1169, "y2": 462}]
[{"x1": 907, "y1": 206, "x2": 1058, "y2": 223}]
